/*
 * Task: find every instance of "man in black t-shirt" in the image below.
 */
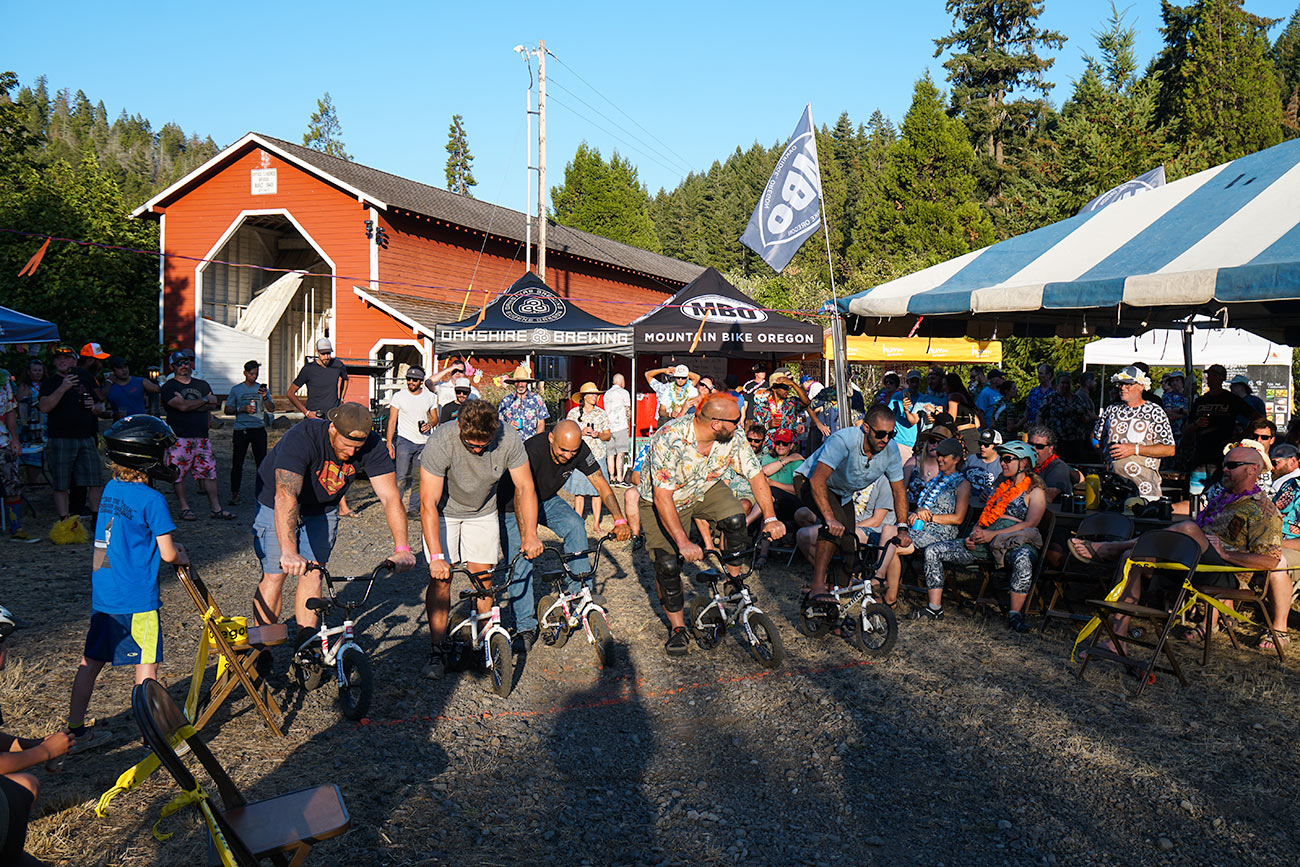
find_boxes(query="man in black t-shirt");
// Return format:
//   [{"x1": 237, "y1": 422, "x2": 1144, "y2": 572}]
[
  {"x1": 160, "y1": 350, "x2": 232, "y2": 521},
  {"x1": 37, "y1": 345, "x2": 104, "y2": 519},
  {"x1": 436, "y1": 377, "x2": 472, "y2": 425},
  {"x1": 288, "y1": 338, "x2": 348, "y2": 419},
  {"x1": 1187, "y1": 364, "x2": 1254, "y2": 469},
  {"x1": 251, "y1": 403, "x2": 416, "y2": 634},
  {"x1": 498, "y1": 420, "x2": 630, "y2": 650}
]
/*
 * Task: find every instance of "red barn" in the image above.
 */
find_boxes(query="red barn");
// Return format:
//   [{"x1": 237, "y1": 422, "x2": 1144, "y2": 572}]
[{"x1": 132, "y1": 132, "x2": 701, "y2": 404}]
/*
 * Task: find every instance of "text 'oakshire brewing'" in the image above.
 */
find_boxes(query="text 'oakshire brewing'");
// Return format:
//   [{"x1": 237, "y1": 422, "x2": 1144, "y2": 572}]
[{"x1": 435, "y1": 329, "x2": 631, "y2": 344}]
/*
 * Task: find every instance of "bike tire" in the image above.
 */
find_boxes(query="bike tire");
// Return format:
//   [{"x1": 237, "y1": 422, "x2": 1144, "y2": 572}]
[
  {"x1": 850, "y1": 602, "x2": 898, "y2": 657},
  {"x1": 686, "y1": 595, "x2": 724, "y2": 650},
  {"x1": 337, "y1": 647, "x2": 373, "y2": 721},
  {"x1": 488, "y1": 632, "x2": 514, "y2": 698},
  {"x1": 537, "y1": 594, "x2": 569, "y2": 648},
  {"x1": 745, "y1": 611, "x2": 785, "y2": 669},
  {"x1": 586, "y1": 609, "x2": 615, "y2": 668},
  {"x1": 797, "y1": 599, "x2": 834, "y2": 638}
]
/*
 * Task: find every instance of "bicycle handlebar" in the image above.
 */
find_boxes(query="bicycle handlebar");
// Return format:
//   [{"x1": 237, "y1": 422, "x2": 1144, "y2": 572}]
[
  {"x1": 452, "y1": 550, "x2": 527, "y2": 601},
  {"x1": 301, "y1": 560, "x2": 396, "y2": 610},
  {"x1": 541, "y1": 531, "x2": 618, "y2": 581},
  {"x1": 698, "y1": 531, "x2": 771, "y2": 578}
]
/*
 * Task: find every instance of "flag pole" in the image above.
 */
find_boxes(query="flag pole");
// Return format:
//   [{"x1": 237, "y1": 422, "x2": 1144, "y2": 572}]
[{"x1": 811, "y1": 108, "x2": 851, "y2": 425}]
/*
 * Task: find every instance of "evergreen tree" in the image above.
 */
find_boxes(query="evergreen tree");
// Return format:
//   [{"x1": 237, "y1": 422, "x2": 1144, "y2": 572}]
[
  {"x1": 551, "y1": 143, "x2": 661, "y2": 252},
  {"x1": 934, "y1": 0, "x2": 1066, "y2": 198},
  {"x1": 1270, "y1": 7, "x2": 1300, "y2": 134},
  {"x1": 444, "y1": 114, "x2": 477, "y2": 196},
  {"x1": 1151, "y1": 0, "x2": 1283, "y2": 162},
  {"x1": 303, "y1": 92, "x2": 352, "y2": 160}
]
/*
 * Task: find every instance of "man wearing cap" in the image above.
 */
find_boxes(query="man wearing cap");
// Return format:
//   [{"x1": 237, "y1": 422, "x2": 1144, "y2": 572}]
[
  {"x1": 103, "y1": 357, "x2": 158, "y2": 419},
  {"x1": 742, "y1": 362, "x2": 769, "y2": 396},
  {"x1": 748, "y1": 370, "x2": 812, "y2": 451},
  {"x1": 385, "y1": 366, "x2": 438, "y2": 517},
  {"x1": 78, "y1": 343, "x2": 111, "y2": 403},
  {"x1": 39, "y1": 345, "x2": 105, "y2": 520},
  {"x1": 1186, "y1": 364, "x2": 1253, "y2": 470},
  {"x1": 964, "y1": 429, "x2": 1002, "y2": 507},
  {"x1": 288, "y1": 338, "x2": 348, "y2": 420},
  {"x1": 252, "y1": 403, "x2": 416, "y2": 640},
  {"x1": 425, "y1": 358, "x2": 479, "y2": 408},
  {"x1": 1093, "y1": 366, "x2": 1175, "y2": 501},
  {"x1": 499, "y1": 362, "x2": 549, "y2": 436},
  {"x1": 645, "y1": 364, "x2": 700, "y2": 421},
  {"x1": 1228, "y1": 374, "x2": 1267, "y2": 424},
  {"x1": 438, "y1": 378, "x2": 474, "y2": 425},
  {"x1": 223, "y1": 360, "x2": 274, "y2": 506},
  {"x1": 160, "y1": 349, "x2": 233, "y2": 521}
]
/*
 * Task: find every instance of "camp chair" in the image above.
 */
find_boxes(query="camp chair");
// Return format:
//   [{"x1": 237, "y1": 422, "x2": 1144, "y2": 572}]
[
  {"x1": 175, "y1": 565, "x2": 287, "y2": 737},
  {"x1": 1075, "y1": 530, "x2": 1203, "y2": 697},
  {"x1": 1036, "y1": 511, "x2": 1135, "y2": 636},
  {"x1": 132, "y1": 678, "x2": 349, "y2": 866}
]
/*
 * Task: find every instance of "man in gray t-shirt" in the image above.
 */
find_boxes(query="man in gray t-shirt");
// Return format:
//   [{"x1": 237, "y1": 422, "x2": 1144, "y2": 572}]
[{"x1": 417, "y1": 398, "x2": 541, "y2": 679}]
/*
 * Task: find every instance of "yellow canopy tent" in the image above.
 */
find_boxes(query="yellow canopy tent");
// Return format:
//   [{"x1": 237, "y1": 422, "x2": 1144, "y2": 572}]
[{"x1": 822, "y1": 333, "x2": 1001, "y2": 364}]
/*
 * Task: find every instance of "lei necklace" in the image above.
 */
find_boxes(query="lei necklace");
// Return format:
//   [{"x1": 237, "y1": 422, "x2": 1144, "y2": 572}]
[
  {"x1": 979, "y1": 475, "x2": 1032, "y2": 527},
  {"x1": 1195, "y1": 485, "x2": 1260, "y2": 530},
  {"x1": 917, "y1": 471, "x2": 963, "y2": 513}
]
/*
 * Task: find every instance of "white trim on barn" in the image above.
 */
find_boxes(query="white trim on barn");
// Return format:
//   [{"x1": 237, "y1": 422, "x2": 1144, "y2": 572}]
[
  {"x1": 352, "y1": 286, "x2": 434, "y2": 339},
  {"x1": 368, "y1": 338, "x2": 427, "y2": 405},
  {"x1": 157, "y1": 213, "x2": 166, "y2": 348}
]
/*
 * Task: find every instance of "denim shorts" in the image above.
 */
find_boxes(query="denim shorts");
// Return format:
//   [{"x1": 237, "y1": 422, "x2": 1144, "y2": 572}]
[{"x1": 252, "y1": 503, "x2": 338, "y2": 574}]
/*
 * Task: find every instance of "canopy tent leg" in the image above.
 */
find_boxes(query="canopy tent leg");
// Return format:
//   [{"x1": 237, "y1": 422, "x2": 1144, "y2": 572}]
[
  {"x1": 630, "y1": 351, "x2": 638, "y2": 450},
  {"x1": 1182, "y1": 321, "x2": 1194, "y2": 384}
]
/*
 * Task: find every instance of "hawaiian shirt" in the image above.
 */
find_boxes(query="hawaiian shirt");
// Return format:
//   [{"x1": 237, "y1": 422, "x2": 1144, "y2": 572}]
[
  {"x1": 638, "y1": 414, "x2": 762, "y2": 508},
  {"x1": 567, "y1": 405, "x2": 610, "y2": 460},
  {"x1": 1271, "y1": 470, "x2": 1300, "y2": 539},
  {"x1": 1024, "y1": 384, "x2": 1053, "y2": 425},
  {"x1": 1203, "y1": 488, "x2": 1282, "y2": 583},
  {"x1": 1039, "y1": 391, "x2": 1094, "y2": 446},
  {"x1": 0, "y1": 382, "x2": 15, "y2": 450},
  {"x1": 1161, "y1": 391, "x2": 1189, "y2": 420},
  {"x1": 1092, "y1": 401, "x2": 1174, "y2": 499},
  {"x1": 499, "y1": 391, "x2": 548, "y2": 437},
  {"x1": 749, "y1": 388, "x2": 803, "y2": 447},
  {"x1": 650, "y1": 379, "x2": 697, "y2": 418}
]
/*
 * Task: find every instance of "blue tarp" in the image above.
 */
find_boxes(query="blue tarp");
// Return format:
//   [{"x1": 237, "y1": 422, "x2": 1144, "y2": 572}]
[{"x1": 0, "y1": 304, "x2": 59, "y2": 344}]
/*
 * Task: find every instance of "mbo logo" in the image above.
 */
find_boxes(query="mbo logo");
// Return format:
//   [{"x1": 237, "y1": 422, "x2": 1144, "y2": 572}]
[
  {"x1": 502, "y1": 291, "x2": 566, "y2": 324},
  {"x1": 681, "y1": 294, "x2": 768, "y2": 324}
]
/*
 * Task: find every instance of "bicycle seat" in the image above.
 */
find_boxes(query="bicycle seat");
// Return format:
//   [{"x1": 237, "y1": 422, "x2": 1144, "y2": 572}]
[
  {"x1": 540, "y1": 571, "x2": 567, "y2": 584},
  {"x1": 305, "y1": 597, "x2": 332, "y2": 612},
  {"x1": 693, "y1": 568, "x2": 723, "y2": 586}
]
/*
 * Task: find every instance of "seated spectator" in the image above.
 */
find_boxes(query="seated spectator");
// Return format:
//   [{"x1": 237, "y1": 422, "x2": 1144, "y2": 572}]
[
  {"x1": 916, "y1": 440, "x2": 1047, "y2": 632},
  {"x1": 904, "y1": 425, "x2": 950, "y2": 502},
  {"x1": 964, "y1": 428, "x2": 1002, "y2": 507},
  {"x1": 1265, "y1": 442, "x2": 1300, "y2": 650},
  {"x1": 751, "y1": 428, "x2": 805, "y2": 566},
  {"x1": 1071, "y1": 444, "x2": 1282, "y2": 652},
  {"x1": 880, "y1": 437, "x2": 971, "y2": 607},
  {"x1": 1026, "y1": 425, "x2": 1082, "y2": 503}
]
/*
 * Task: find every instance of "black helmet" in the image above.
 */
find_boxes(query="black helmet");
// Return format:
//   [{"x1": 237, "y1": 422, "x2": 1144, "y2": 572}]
[{"x1": 105, "y1": 415, "x2": 179, "y2": 482}]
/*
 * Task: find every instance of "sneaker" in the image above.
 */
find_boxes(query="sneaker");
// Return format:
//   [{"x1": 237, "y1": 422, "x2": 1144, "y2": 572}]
[
  {"x1": 908, "y1": 605, "x2": 944, "y2": 621},
  {"x1": 66, "y1": 727, "x2": 116, "y2": 755},
  {"x1": 512, "y1": 629, "x2": 537, "y2": 654},
  {"x1": 422, "y1": 647, "x2": 450, "y2": 680},
  {"x1": 665, "y1": 626, "x2": 691, "y2": 656},
  {"x1": 1007, "y1": 611, "x2": 1030, "y2": 633}
]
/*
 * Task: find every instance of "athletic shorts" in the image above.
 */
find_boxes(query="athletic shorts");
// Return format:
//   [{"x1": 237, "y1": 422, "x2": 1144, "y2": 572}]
[
  {"x1": 2, "y1": 774, "x2": 35, "y2": 864},
  {"x1": 84, "y1": 610, "x2": 163, "y2": 665},
  {"x1": 794, "y1": 473, "x2": 857, "y2": 550},
  {"x1": 609, "y1": 428, "x2": 631, "y2": 455},
  {"x1": 424, "y1": 513, "x2": 500, "y2": 566},
  {"x1": 252, "y1": 503, "x2": 338, "y2": 574},
  {"x1": 167, "y1": 437, "x2": 216, "y2": 480},
  {"x1": 45, "y1": 436, "x2": 104, "y2": 489}
]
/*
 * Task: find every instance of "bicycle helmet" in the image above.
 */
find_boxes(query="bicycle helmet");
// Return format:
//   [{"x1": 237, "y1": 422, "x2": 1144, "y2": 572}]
[
  {"x1": 995, "y1": 439, "x2": 1038, "y2": 468},
  {"x1": 0, "y1": 605, "x2": 15, "y2": 640},
  {"x1": 169, "y1": 348, "x2": 195, "y2": 367},
  {"x1": 105, "y1": 414, "x2": 180, "y2": 482}
]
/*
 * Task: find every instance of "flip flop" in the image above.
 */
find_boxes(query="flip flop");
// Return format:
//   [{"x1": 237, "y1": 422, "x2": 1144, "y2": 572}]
[
  {"x1": 210, "y1": 509, "x2": 236, "y2": 520},
  {"x1": 1068, "y1": 538, "x2": 1098, "y2": 564}
]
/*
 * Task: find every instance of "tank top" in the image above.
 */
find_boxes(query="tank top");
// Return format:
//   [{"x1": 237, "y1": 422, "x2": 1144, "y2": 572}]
[{"x1": 106, "y1": 377, "x2": 147, "y2": 416}]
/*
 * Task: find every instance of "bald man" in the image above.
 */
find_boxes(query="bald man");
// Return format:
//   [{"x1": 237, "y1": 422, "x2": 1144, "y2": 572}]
[
  {"x1": 497, "y1": 420, "x2": 630, "y2": 651},
  {"x1": 638, "y1": 394, "x2": 785, "y2": 656}
]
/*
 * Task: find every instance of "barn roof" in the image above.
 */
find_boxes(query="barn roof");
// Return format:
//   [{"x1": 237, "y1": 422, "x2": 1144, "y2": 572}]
[
  {"x1": 351, "y1": 285, "x2": 468, "y2": 338},
  {"x1": 133, "y1": 132, "x2": 704, "y2": 287}
]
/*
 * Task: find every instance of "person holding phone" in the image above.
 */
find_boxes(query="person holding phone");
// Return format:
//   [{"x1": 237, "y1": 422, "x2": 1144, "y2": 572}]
[
  {"x1": 223, "y1": 360, "x2": 275, "y2": 506},
  {"x1": 38, "y1": 345, "x2": 105, "y2": 520}
]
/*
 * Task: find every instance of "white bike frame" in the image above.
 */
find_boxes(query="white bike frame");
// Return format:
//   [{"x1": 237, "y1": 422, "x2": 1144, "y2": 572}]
[{"x1": 538, "y1": 585, "x2": 609, "y2": 646}]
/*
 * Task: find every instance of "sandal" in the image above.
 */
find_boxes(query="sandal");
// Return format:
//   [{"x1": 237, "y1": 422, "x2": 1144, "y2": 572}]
[
  {"x1": 1068, "y1": 538, "x2": 1098, "y2": 564},
  {"x1": 1258, "y1": 632, "x2": 1290, "y2": 651},
  {"x1": 180, "y1": 509, "x2": 197, "y2": 522},
  {"x1": 210, "y1": 509, "x2": 236, "y2": 520}
]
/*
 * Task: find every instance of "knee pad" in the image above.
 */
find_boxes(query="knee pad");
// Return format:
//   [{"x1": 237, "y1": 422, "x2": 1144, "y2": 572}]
[
  {"x1": 717, "y1": 511, "x2": 750, "y2": 563},
  {"x1": 653, "y1": 550, "x2": 685, "y2": 613}
]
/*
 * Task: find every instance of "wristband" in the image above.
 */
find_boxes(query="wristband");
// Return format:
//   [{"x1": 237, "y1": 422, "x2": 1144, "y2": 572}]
[
  {"x1": 764, "y1": 517, "x2": 782, "y2": 525},
  {"x1": 613, "y1": 518, "x2": 627, "y2": 526},
  {"x1": 394, "y1": 545, "x2": 411, "y2": 553},
  {"x1": 429, "y1": 553, "x2": 445, "y2": 561}
]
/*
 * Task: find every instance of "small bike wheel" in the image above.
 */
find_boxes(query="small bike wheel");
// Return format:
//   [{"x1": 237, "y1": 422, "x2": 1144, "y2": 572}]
[
  {"x1": 488, "y1": 632, "x2": 514, "y2": 698},
  {"x1": 850, "y1": 602, "x2": 898, "y2": 657},
  {"x1": 797, "y1": 598, "x2": 834, "y2": 639},
  {"x1": 686, "y1": 595, "x2": 724, "y2": 650},
  {"x1": 337, "y1": 647, "x2": 373, "y2": 720},
  {"x1": 745, "y1": 611, "x2": 785, "y2": 669},
  {"x1": 537, "y1": 594, "x2": 569, "y2": 648},
  {"x1": 585, "y1": 609, "x2": 615, "y2": 668},
  {"x1": 292, "y1": 647, "x2": 326, "y2": 692}
]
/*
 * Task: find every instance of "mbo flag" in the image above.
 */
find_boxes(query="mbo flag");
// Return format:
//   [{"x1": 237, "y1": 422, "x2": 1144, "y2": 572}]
[{"x1": 740, "y1": 104, "x2": 823, "y2": 272}]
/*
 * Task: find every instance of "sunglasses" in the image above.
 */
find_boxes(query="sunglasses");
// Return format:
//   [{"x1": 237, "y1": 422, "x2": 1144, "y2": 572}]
[
  {"x1": 1254, "y1": 433, "x2": 1275, "y2": 441},
  {"x1": 746, "y1": 436, "x2": 765, "y2": 444},
  {"x1": 709, "y1": 415, "x2": 742, "y2": 425},
  {"x1": 868, "y1": 426, "x2": 896, "y2": 441},
  {"x1": 460, "y1": 434, "x2": 493, "y2": 453},
  {"x1": 1223, "y1": 460, "x2": 1258, "y2": 470},
  {"x1": 1029, "y1": 442, "x2": 1050, "y2": 450},
  {"x1": 405, "y1": 377, "x2": 423, "y2": 382},
  {"x1": 999, "y1": 455, "x2": 1020, "y2": 464}
]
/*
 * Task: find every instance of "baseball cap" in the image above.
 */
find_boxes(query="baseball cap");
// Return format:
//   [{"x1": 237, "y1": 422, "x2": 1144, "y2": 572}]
[
  {"x1": 169, "y1": 349, "x2": 195, "y2": 366},
  {"x1": 1270, "y1": 443, "x2": 1299, "y2": 461},
  {"x1": 405, "y1": 366, "x2": 426, "y2": 380},
  {"x1": 906, "y1": 369, "x2": 923, "y2": 382},
  {"x1": 327, "y1": 403, "x2": 372, "y2": 441},
  {"x1": 1228, "y1": 374, "x2": 1252, "y2": 387},
  {"x1": 52, "y1": 344, "x2": 77, "y2": 357},
  {"x1": 671, "y1": 364, "x2": 690, "y2": 378},
  {"x1": 771, "y1": 429, "x2": 794, "y2": 444},
  {"x1": 244, "y1": 359, "x2": 261, "y2": 372},
  {"x1": 1161, "y1": 371, "x2": 1184, "y2": 383},
  {"x1": 453, "y1": 377, "x2": 472, "y2": 391},
  {"x1": 978, "y1": 428, "x2": 1003, "y2": 446},
  {"x1": 80, "y1": 342, "x2": 111, "y2": 360},
  {"x1": 315, "y1": 337, "x2": 334, "y2": 352},
  {"x1": 925, "y1": 423, "x2": 957, "y2": 442},
  {"x1": 935, "y1": 437, "x2": 963, "y2": 458}
]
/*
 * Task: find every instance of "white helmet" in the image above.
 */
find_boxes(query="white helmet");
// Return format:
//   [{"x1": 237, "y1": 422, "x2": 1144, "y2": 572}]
[{"x1": 0, "y1": 605, "x2": 15, "y2": 640}]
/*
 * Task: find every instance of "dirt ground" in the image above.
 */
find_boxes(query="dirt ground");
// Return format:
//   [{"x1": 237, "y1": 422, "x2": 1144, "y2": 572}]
[{"x1": 4, "y1": 425, "x2": 1300, "y2": 866}]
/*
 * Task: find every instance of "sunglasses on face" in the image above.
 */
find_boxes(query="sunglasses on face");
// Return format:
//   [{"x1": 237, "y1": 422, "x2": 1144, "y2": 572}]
[
  {"x1": 1223, "y1": 460, "x2": 1258, "y2": 470},
  {"x1": 1254, "y1": 433, "x2": 1275, "y2": 441},
  {"x1": 406, "y1": 377, "x2": 422, "y2": 383},
  {"x1": 1030, "y1": 442, "x2": 1050, "y2": 450},
  {"x1": 709, "y1": 415, "x2": 741, "y2": 426},
  {"x1": 999, "y1": 455, "x2": 1020, "y2": 464},
  {"x1": 868, "y1": 426, "x2": 896, "y2": 441},
  {"x1": 460, "y1": 434, "x2": 492, "y2": 453}
]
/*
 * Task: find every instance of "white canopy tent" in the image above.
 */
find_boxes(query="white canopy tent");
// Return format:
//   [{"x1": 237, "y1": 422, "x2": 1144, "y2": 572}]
[{"x1": 1083, "y1": 325, "x2": 1290, "y2": 368}]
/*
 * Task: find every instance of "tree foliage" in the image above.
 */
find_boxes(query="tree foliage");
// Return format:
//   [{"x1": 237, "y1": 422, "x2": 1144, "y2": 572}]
[
  {"x1": 444, "y1": 114, "x2": 477, "y2": 196},
  {"x1": 551, "y1": 143, "x2": 661, "y2": 252},
  {"x1": 303, "y1": 92, "x2": 351, "y2": 160}
]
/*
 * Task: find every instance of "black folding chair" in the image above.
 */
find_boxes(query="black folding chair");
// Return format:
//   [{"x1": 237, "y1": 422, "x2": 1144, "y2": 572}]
[{"x1": 1037, "y1": 511, "x2": 1135, "y2": 636}]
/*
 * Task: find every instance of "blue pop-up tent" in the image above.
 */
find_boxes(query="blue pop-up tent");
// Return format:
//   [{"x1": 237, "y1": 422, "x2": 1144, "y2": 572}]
[
  {"x1": 840, "y1": 138, "x2": 1300, "y2": 345},
  {"x1": 0, "y1": 305, "x2": 59, "y2": 344}
]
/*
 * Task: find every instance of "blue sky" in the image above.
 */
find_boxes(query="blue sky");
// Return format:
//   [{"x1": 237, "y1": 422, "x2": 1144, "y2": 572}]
[{"x1": 4, "y1": 0, "x2": 1295, "y2": 214}]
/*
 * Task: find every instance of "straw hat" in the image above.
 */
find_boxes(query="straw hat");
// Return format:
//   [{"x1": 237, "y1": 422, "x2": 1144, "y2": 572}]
[
  {"x1": 505, "y1": 361, "x2": 536, "y2": 382},
  {"x1": 577, "y1": 382, "x2": 601, "y2": 396}
]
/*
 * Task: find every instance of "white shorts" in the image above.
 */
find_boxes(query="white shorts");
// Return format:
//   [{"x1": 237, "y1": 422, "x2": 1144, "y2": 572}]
[{"x1": 424, "y1": 513, "x2": 500, "y2": 565}]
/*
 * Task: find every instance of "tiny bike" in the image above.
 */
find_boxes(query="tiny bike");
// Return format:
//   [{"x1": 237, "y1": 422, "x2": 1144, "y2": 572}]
[
  {"x1": 798, "y1": 535, "x2": 899, "y2": 656},
  {"x1": 685, "y1": 535, "x2": 785, "y2": 669},
  {"x1": 536, "y1": 531, "x2": 617, "y2": 667},
  {"x1": 293, "y1": 560, "x2": 395, "y2": 720},
  {"x1": 445, "y1": 553, "x2": 524, "y2": 698}
]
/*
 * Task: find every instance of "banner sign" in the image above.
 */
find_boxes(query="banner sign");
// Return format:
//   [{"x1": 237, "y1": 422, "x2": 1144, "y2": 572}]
[{"x1": 740, "y1": 104, "x2": 823, "y2": 272}]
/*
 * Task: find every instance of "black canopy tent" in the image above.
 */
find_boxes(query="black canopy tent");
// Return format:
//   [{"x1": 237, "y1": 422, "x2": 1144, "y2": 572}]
[{"x1": 434, "y1": 272, "x2": 632, "y2": 357}]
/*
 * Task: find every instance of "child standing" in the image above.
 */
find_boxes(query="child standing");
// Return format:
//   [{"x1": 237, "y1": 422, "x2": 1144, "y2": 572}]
[{"x1": 66, "y1": 415, "x2": 188, "y2": 750}]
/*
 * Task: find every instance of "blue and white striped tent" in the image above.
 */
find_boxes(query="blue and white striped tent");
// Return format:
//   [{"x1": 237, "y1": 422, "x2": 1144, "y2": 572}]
[{"x1": 841, "y1": 139, "x2": 1300, "y2": 344}]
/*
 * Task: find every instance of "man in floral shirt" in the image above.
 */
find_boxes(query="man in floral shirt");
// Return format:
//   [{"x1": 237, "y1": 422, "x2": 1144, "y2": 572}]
[
  {"x1": 747, "y1": 370, "x2": 811, "y2": 450},
  {"x1": 1039, "y1": 372, "x2": 1097, "y2": 463},
  {"x1": 638, "y1": 395, "x2": 784, "y2": 656},
  {"x1": 1091, "y1": 366, "x2": 1174, "y2": 500},
  {"x1": 498, "y1": 363, "x2": 548, "y2": 437}
]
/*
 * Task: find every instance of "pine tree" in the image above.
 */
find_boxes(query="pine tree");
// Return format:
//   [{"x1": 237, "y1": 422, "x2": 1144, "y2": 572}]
[
  {"x1": 551, "y1": 143, "x2": 661, "y2": 252},
  {"x1": 444, "y1": 114, "x2": 477, "y2": 197},
  {"x1": 1270, "y1": 7, "x2": 1300, "y2": 134},
  {"x1": 934, "y1": 0, "x2": 1066, "y2": 199},
  {"x1": 303, "y1": 92, "x2": 352, "y2": 160}
]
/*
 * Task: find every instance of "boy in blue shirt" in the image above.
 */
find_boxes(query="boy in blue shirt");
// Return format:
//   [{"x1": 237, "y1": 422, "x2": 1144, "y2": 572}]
[{"x1": 65, "y1": 415, "x2": 188, "y2": 752}]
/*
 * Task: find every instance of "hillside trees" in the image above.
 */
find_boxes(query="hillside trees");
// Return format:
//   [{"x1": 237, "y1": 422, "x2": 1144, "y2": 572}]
[{"x1": 551, "y1": 143, "x2": 661, "y2": 252}]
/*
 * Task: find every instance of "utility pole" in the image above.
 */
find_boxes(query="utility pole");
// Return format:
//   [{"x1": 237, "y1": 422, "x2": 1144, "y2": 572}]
[{"x1": 536, "y1": 39, "x2": 547, "y2": 281}]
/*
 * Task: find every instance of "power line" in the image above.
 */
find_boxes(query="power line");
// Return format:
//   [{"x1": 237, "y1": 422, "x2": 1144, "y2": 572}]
[
  {"x1": 546, "y1": 93, "x2": 690, "y2": 183},
  {"x1": 546, "y1": 76, "x2": 693, "y2": 176}
]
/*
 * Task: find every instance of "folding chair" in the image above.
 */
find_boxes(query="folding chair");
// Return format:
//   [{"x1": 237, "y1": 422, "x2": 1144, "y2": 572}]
[
  {"x1": 1075, "y1": 530, "x2": 1202, "y2": 697},
  {"x1": 1187, "y1": 567, "x2": 1286, "y2": 665},
  {"x1": 967, "y1": 509, "x2": 1056, "y2": 614},
  {"x1": 1036, "y1": 511, "x2": 1135, "y2": 636},
  {"x1": 133, "y1": 678, "x2": 350, "y2": 866}
]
